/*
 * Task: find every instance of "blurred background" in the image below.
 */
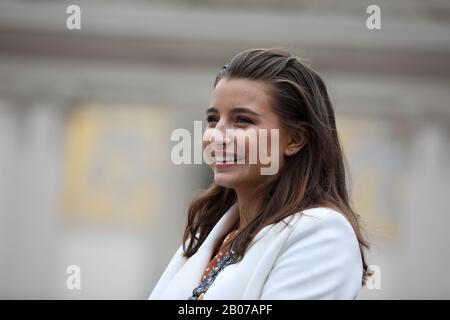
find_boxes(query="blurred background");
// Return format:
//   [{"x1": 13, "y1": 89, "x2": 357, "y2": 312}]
[{"x1": 0, "y1": 0, "x2": 449, "y2": 299}]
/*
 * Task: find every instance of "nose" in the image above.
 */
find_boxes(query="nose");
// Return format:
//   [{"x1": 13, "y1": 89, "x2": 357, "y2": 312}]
[
  {"x1": 211, "y1": 132, "x2": 233, "y2": 153},
  {"x1": 207, "y1": 122, "x2": 233, "y2": 148}
]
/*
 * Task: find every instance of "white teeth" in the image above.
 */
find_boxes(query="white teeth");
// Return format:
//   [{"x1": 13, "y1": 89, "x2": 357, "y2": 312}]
[
  {"x1": 214, "y1": 155, "x2": 245, "y2": 163},
  {"x1": 215, "y1": 157, "x2": 235, "y2": 162}
]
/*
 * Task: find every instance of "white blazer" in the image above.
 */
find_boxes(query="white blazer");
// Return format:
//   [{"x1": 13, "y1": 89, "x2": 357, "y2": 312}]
[{"x1": 149, "y1": 203, "x2": 363, "y2": 300}]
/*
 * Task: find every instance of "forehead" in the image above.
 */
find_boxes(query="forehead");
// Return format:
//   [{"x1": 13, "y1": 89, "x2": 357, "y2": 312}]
[{"x1": 210, "y1": 78, "x2": 273, "y2": 112}]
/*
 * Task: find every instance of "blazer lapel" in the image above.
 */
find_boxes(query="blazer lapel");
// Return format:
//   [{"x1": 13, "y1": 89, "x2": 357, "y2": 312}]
[{"x1": 159, "y1": 202, "x2": 239, "y2": 299}]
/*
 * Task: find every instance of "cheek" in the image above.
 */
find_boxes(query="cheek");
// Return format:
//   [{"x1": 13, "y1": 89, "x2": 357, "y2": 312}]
[
  {"x1": 233, "y1": 129, "x2": 280, "y2": 165},
  {"x1": 255, "y1": 128, "x2": 281, "y2": 161},
  {"x1": 202, "y1": 128, "x2": 212, "y2": 149},
  {"x1": 202, "y1": 139, "x2": 210, "y2": 152},
  {"x1": 233, "y1": 131, "x2": 257, "y2": 161},
  {"x1": 201, "y1": 128, "x2": 216, "y2": 167},
  {"x1": 268, "y1": 129, "x2": 282, "y2": 157}
]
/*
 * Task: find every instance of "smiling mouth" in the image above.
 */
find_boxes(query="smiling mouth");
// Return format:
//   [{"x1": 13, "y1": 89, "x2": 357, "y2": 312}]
[
  {"x1": 212, "y1": 150, "x2": 245, "y2": 164},
  {"x1": 214, "y1": 155, "x2": 245, "y2": 164}
]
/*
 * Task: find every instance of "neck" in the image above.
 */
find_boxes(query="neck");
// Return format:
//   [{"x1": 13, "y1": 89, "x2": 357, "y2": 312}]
[{"x1": 234, "y1": 186, "x2": 261, "y2": 231}]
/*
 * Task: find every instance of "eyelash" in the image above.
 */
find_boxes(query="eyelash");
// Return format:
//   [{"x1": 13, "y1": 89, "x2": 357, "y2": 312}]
[
  {"x1": 206, "y1": 115, "x2": 254, "y2": 125},
  {"x1": 236, "y1": 116, "x2": 254, "y2": 124},
  {"x1": 206, "y1": 115, "x2": 218, "y2": 123}
]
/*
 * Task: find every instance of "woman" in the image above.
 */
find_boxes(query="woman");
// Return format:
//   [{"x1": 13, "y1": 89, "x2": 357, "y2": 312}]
[{"x1": 149, "y1": 48, "x2": 369, "y2": 300}]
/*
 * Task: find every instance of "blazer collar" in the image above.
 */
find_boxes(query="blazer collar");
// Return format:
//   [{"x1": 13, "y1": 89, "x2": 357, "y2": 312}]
[
  {"x1": 159, "y1": 202, "x2": 240, "y2": 299},
  {"x1": 200, "y1": 201, "x2": 240, "y2": 249},
  {"x1": 200, "y1": 201, "x2": 283, "y2": 250}
]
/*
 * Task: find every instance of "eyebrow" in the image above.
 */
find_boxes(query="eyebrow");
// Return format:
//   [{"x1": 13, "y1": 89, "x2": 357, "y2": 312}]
[{"x1": 206, "y1": 106, "x2": 260, "y2": 117}]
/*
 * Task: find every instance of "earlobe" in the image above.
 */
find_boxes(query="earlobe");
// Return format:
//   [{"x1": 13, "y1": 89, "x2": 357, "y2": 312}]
[
  {"x1": 284, "y1": 146, "x2": 300, "y2": 157},
  {"x1": 285, "y1": 147, "x2": 295, "y2": 156},
  {"x1": 284, "y1": 133, "x2": 307, "y2": 157}
]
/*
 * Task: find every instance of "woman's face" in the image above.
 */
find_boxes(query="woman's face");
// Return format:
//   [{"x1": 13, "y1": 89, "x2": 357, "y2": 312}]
[{"x1": 202, "y1": 78, "x2": 291, "y2": 192}]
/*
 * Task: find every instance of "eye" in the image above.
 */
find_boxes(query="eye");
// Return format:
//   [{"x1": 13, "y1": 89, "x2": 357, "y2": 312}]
[
  {"x1": 236, "y1": 116, "x2": 254, "y2": 125},
  {"x1": 206, "y1": 115, "x2": 218, "y2": 124}
]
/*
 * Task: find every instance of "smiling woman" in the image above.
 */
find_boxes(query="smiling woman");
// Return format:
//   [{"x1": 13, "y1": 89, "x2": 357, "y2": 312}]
[
  {"x1": 149, "y1": 48, "x2": 369, "y2": 300},
  {"x1": 203, "y1": 78, "x2": 284, "y2": 179}
]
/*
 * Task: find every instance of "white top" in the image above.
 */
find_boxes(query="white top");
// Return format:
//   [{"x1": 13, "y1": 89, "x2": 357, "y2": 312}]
[{"x1": 148, "y1": 202, "x2": 363, "y2": 300}]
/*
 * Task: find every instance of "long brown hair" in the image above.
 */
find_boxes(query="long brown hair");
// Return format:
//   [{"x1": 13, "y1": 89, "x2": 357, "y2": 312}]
[{"x1": 182, "y1": 48, "x2": 370, "y2": 284}]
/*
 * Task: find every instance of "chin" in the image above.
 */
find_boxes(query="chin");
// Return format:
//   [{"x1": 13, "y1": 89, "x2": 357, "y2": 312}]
[
  {"x1": 213, "y1": 175, "x2": 238, "y2": 189},
  {"x1": 211, "y1": 164, "x2": 261, "y2": 189}
]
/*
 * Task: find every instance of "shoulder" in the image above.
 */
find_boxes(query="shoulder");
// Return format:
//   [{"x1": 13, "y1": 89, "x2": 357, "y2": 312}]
[
  {"x1": 282, "y1": 206, "x2": 364, "y2": 283},
  {"x1": 284, "y1": 207, "x2": 359, "y2": 248},
  {"x1": 282, "y1": 206, "x2": 363, "y2": 279},
  {"x1": 260, "y1": 207, "x2": 363, "y2": 299}
]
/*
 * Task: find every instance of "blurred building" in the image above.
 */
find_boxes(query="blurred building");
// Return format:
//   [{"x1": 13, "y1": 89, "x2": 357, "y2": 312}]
[{"x1": 0, "y1": 0, "x2": 449, "y2": 299}]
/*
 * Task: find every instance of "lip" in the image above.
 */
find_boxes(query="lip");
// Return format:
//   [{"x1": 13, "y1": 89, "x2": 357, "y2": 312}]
[{"x1": 214, "y1": 162, "x2": 238, "y2": 170}]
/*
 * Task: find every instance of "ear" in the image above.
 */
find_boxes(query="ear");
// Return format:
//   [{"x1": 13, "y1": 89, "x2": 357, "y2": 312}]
[{"x1": 283, "y1": 127, "x2": 307, "y2": 157}]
